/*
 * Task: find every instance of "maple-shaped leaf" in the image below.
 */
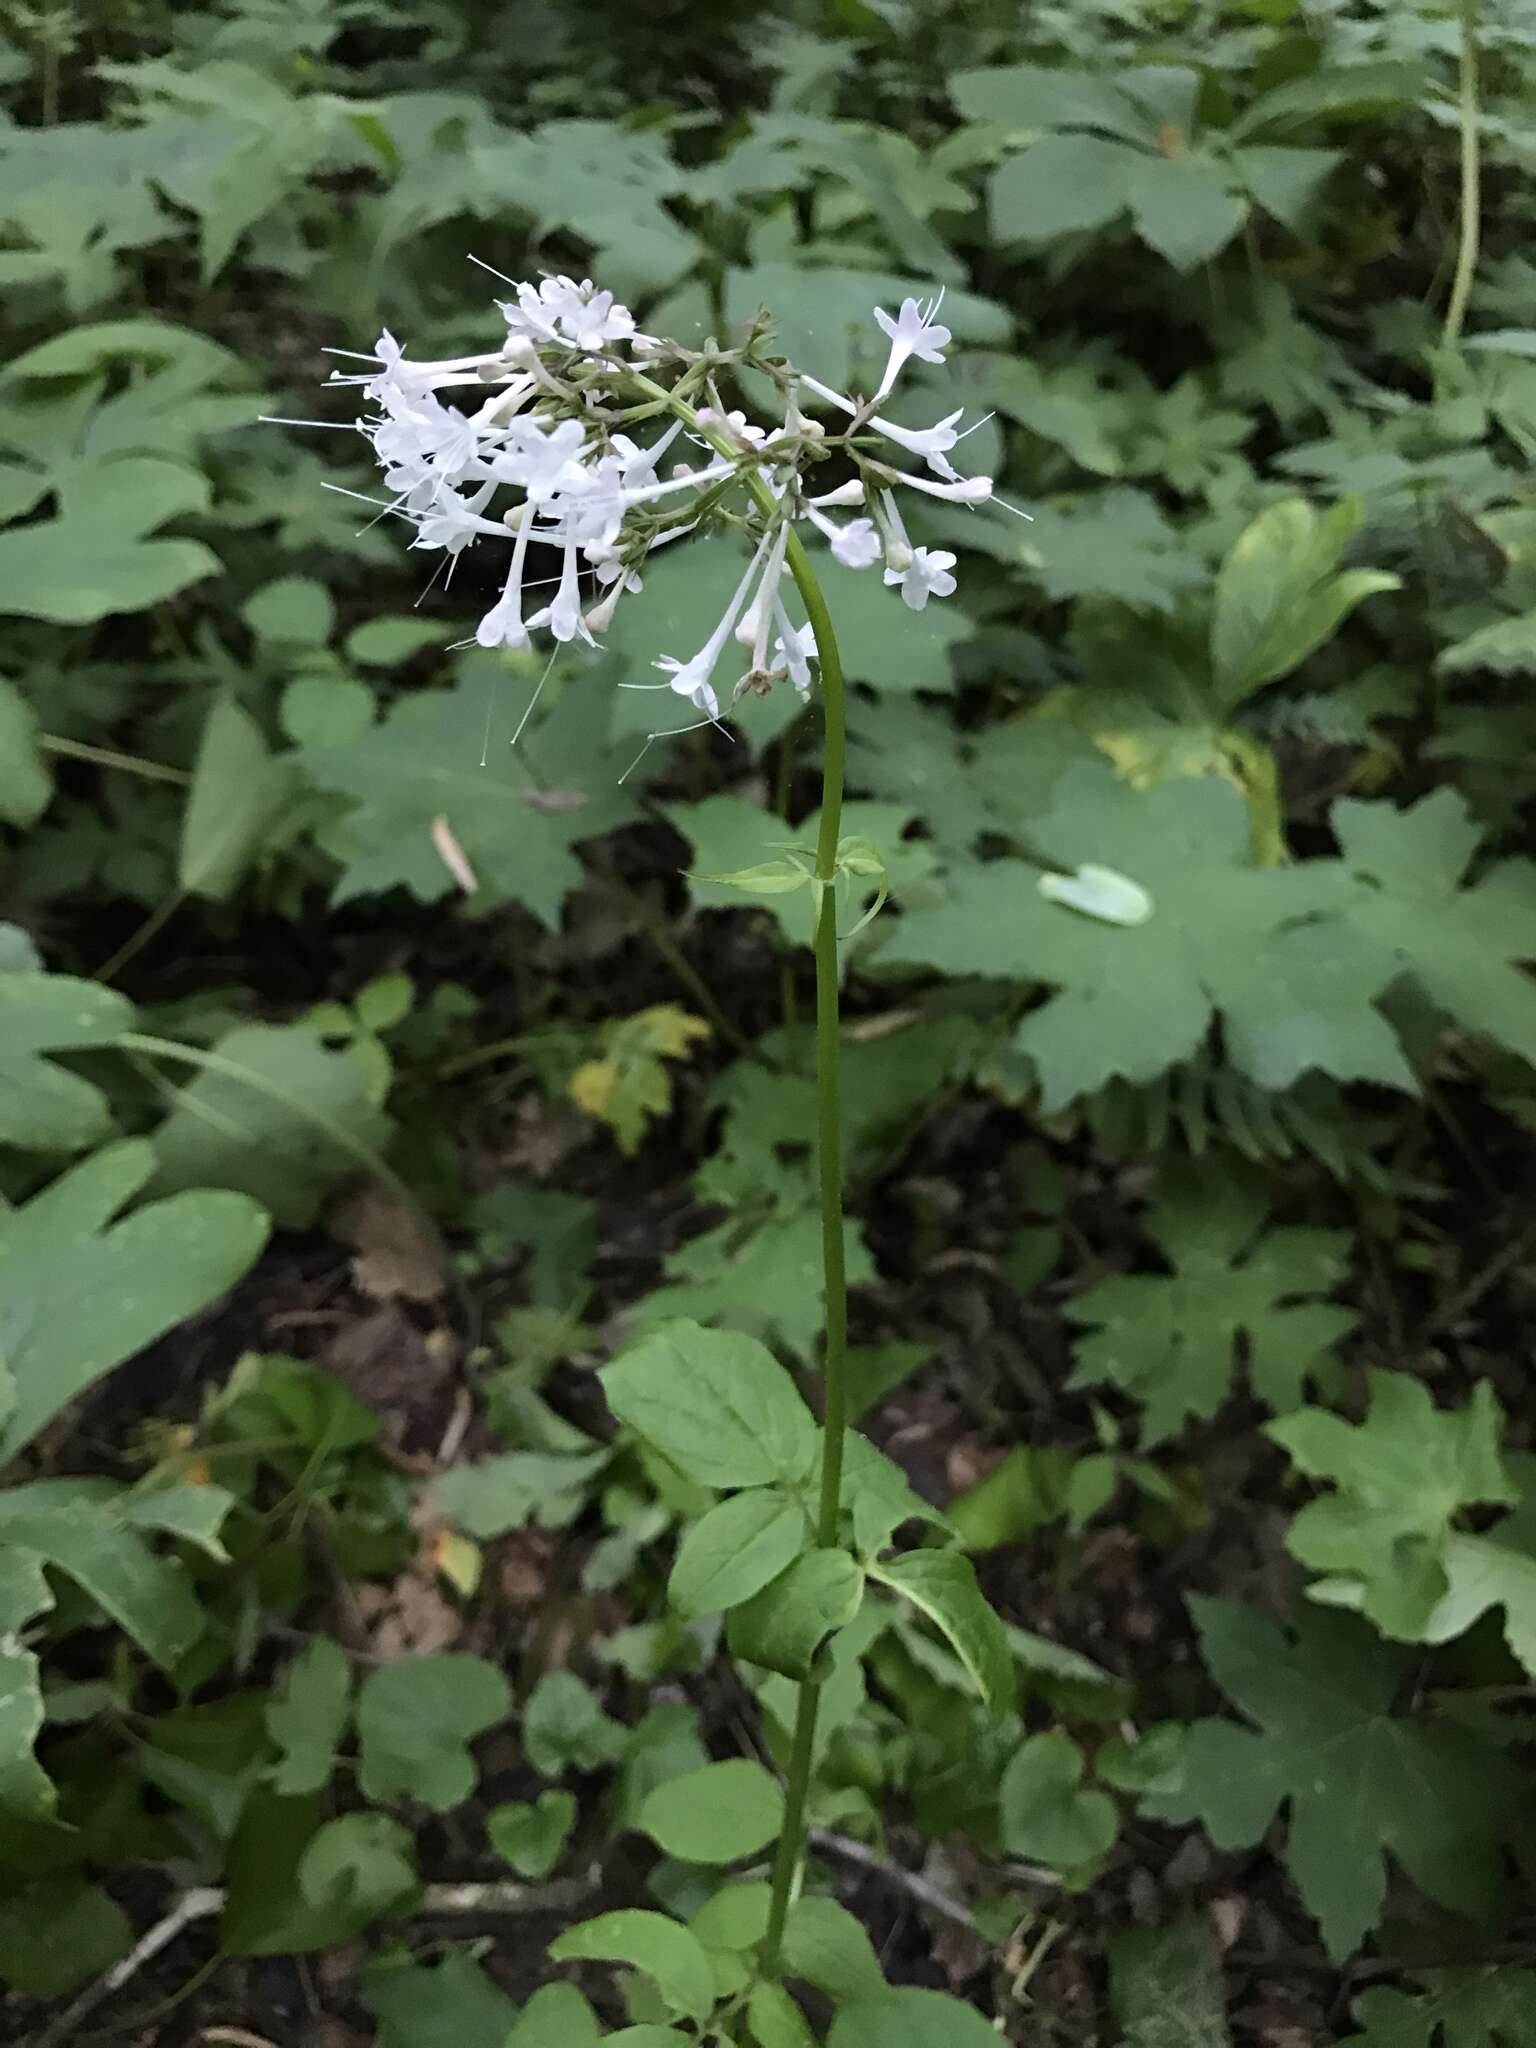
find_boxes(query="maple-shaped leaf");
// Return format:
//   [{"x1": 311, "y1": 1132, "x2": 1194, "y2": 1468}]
[
  {"x1": 1148, "y1": 1599, "x2": 1517, "y2": 1960},
  {"x1": 1342, "y1": 1966, "x2": 1536, "y2": 2047},
  {"x1": 1270, "y1": 1374, "x2": 1518, "y2": 1642},
  {"x1": 1329, "y1": 788, "x2": 1536, "y2": 1068},
  {"x1": 1067, "y1": 1164, "x2": 1355, "y2": 1442},
  {"x1": 885, "y1": 756, "x2": 1411, "y2": 1109},
  {"x1": 305, "y1": 666, "x2": 637, "y2": 926},
  {"x1": 0, "y1": 963, "x2": 132, "y2": 1153},
  {"x1": 633, "y1": 1203, "x2": 875, "y2": 1360},
  {"x1": 568, "y1": 1004, "x2": 711, "y2": 1155}
]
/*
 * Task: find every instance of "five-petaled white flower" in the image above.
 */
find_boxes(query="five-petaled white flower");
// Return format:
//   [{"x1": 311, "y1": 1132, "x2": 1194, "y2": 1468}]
[
  {"x1": 871, "y1": 293, "x2": 952, "y2": 404},
  {"x1": 885, "y1": 544, "x2": 957, "y2": 612}
]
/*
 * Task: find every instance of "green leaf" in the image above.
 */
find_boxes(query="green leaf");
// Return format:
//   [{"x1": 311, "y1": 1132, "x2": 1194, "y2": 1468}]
[
  {"x1": 488, "y1": 1788, "x2": 578, "y2": 1878},
  {"x1": 0, "y1": 1140, "x2": 270, "y2": 1462},
  {"x1": 1271, "y1": 1374, "x2": 1515, "y2": 1640},
  {"x1": 602, "y1": 1320, "x2": 819, "y2": 1489},
  {"x1": 242, "y1": 574, "x2": 335, "y2": 647},
  {"x1": 886, "y1": 759, "x2": 1414, "y2": 1107},
  {"x1": 361, "y1": 1951, "x2": 519, "y2": 2048},
  {"x1": 0, "y1": 967, "x2": 132, "y2": 1152},
  {"x1": 305, "y1": 669, "x2": 636, "y2": 926},
  {"x1": 149, "y1": 1023, "x2": 392, "y2": 1228},
  {"x1": 1341, "y1": 1967, "x2": 1536, "y2": 2048},
  {"x1": 635, "y1": 1202, "x2": 876, "y2": 1361},
  {"x1": 749, "y1": 1979, "x2": 820, "y2": 2048},
  {"x1": 345, "y1": 615, "x2": 454, "y2": 667},
  {"x1": 829, "y1": 1988, "x2": 1004, "y2": 2046},
  {"x1": 0, "y1": 676, "x2": 49, "y2": 827},
  {"x1": 548, "y1": 1909, "x2": 716, "y2": 2021},
  {"x1": 783, "y1": 1895, "x2": 885, "y2": 2004},
  {"x1": 1147, "y1": 1600, "x2": 1516, "y2": 1958},
  {"x1": 506, "y1": 1983, "x2": 604, "y2": 2047},
  {"x1": 0, "y1": 1877, "x2": 132, "y2": 1998},
  {"x1": 266, "y1": 1638, "x2": 352, "y2": 1797},
  {"x1": 299, "y1": 1811, "x2": 419, "y2": 1919},
  {"x1": 990, "y1": 132, "x2": 1133, "y2": 241},
  {"x1": 1129, "y1": 153, "x2": 1246, "y2": 270},
  {"x1": 424, "y1": 1449, "x2": 608, "y2": 1538},
  {"x1": 1232, "y1": 60, "x2": 1425, "y2": 142},
  {"x1": 356, "y1": 1654, "x2": 511, "y2": 1810},
  {"x1": 868, "y1": 1549, "x2": 1013, "y2": 1712},
  {"x1": 0, "y1": 1643, "x2": 52, "y2": 1822},
  {"x1": 1108, "y1": 1913, "x2": 1232, "y2": 2048},
  {"x1": 728, "y1": 1549, "x2": 865, "y2": 1681},
  {"x1": 1436, "y1": 609, "x2": 1536, "y2": 678},
  {"x1": 523, "y1": 1670, "x2": 626, "y2": 1776},
  {"x1": 1211, "y1": 496, "x2": 1398, "y2": 713},
  {"x1": 1233, "y1": 146, "x2": 1340, "y2": 231},
  {"x1": 999, "y1": 1730, "x2": 1118, "y2": 1870},
  {"x1": 671, "y1": 1487, "x2": 810, "y2": 1618},
  {"x1": 179, "y1": 694, "x2": 292, "y2": 900},
  {"x1": 637, "y1": 1760, "x2": 785, "y2": 1863},
  {"x1": 1068, "y1": 1163, "x2": 1356, "y2": 1442}
]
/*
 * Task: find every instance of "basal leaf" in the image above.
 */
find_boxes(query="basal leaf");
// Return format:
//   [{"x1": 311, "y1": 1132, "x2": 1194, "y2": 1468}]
[{"x1": 356, "y1": 1654, "x2": 511, "y2": 1810}]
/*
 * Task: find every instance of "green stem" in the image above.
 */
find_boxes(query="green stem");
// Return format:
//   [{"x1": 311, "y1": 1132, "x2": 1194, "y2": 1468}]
[
  {"x1": 38, "y1": 734, "x2": 189, "y2": 785},
  {"x1": 1443, "y1": 0, "x2": 1481, "y2": 347},
  {"x1": 761, "y1": 526, "x2": 848, "y2": 1974}
]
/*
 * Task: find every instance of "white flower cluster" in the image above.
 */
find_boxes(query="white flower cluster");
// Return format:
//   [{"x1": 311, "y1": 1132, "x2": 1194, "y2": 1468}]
[{"x1": 309, "y1": 272, "x2": 1003, "y2": 725}]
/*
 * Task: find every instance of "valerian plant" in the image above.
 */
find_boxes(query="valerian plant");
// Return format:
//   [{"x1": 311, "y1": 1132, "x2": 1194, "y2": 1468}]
[{"x1": 297, "y1": 271, "x2": 1018, "y2": 2039}]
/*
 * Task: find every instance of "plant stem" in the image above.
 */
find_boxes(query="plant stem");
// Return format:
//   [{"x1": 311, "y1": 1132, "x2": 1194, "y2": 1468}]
[
  {"x1": 38, "y1": 734, "x2": 190, "y2": 784},
  {"x1": 1443, "y1": 0, "x2": 1481, "y2": 347},
  {"x1": 760, "y1": 525, "x2": 849, "y2": 1974}
]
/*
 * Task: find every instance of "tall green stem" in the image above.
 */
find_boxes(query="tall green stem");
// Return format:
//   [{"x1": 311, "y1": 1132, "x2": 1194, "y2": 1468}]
[
  {"x1": 1443, "y1": 0, "x2": 1481, "y2": 347},
  {"x1": 760, "y1": 527, "x2": 848, "y2": 1973}
]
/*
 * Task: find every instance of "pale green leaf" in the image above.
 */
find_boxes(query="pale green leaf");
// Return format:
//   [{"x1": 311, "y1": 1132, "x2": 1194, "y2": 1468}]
[
  {"x1": 868, "y1": 1548, "x2": 1013, "y2": 1711},
  {"x1": 356, "y1": 1654, "x2": 511, "y2": 1810},
  {"x1": 637, "y1": 1759, "x2": 785, "y2": 1862},
  {"x1": 548, "y1": 1910, "x2": 716, "y2": 2021},
  {"x1": 670, "y1": 1488, "x2": 810, "y2": 1618},
  {"x1": 602, "y1": 1320, "x2": 819, "y2": 1489},
  {"x1": 999, "y1": 1729, "x2": 1118, "y2": 1868}
]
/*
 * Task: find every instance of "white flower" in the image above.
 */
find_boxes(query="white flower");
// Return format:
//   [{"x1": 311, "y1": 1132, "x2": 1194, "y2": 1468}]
[
  {"x1": 871, "y1": 292, "x2": 952, "y2": 404},
  {"x1": 882, "y1": 465, "x2": 992, "y2": 505},
  {"x1": 806, "y1": 507, "x2": 882, "y2": 568},
  {"x1": 871, "y1": 407, "x2": 964, "y2": 475},
  {"x1": 475, "y1": 515, "x2": 535, "y2": 648},
  {"x1": 412, "y1": 485, "x2": 494, "y2": 554},
  {"x1": 884, "y1": 544, "x2": 956, "y2": 611},
  {"x1": 772, "y1": 607, "x2": 818, "y2": 693},
  {"x1": 653, "y1": 527, "x2": 777, "y2": 716},
  {"x1": 547, "y1": 538, "x2": 592, "y2": 645}
]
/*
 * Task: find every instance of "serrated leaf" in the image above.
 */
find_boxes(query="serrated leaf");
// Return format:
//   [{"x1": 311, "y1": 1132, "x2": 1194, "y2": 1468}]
[
  {"x1": 266, "y1": 1638, "x2": 352, "y2": 1797},
  {"x1": 868, "y1": 1548, "x2": 1013, "y2": 1711},
  {"x1": 424, "y1": 1448, "x2": 607, "y2": 1539},
  {"x1": 1147, "y1": 1600, "x2": 1516, "y2": 1959},
  {"x1": 602, "y1": 1320, "x2": 819, "y2": 1489},
  {"x1": 1069, "y1": 1163, "x2": 1356, "y2": 1442},
  {"x1": 356, "y1": 1654, "x2": 511, "y2": 1810},
  {"x1": 568, "y1": 1004, "x2": 711, "y2": 1154}
]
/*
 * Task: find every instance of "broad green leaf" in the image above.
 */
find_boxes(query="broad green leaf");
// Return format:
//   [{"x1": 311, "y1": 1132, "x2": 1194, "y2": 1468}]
[
  {"x1": 305, "y1": 669, "x2": 636, "y2": 925},
  {"x1": 990, "y1": 132, "x2": 1133, "y2": 241},
  {"x1": 0, "y1": 1644, "x2": 51, "y2": 1822},
  {"x1": 424, "y1": 1449, "x2": 608, "y2": 1538},
  {"x1": 0, "y1": 676, "x2": 49, "y2": 827},
  {"x1": 999, "y1": 1729, "x2": 1118, "y2": 1869},
  {"x1": 1233, "y1": 146, "x2": 1341, "y2": 230},
  {"x1": 299, "y1": 1811, "x2": 419, "y2": 1918},
  {"x1": 886, "y1": 759, "x2": 1414, "y2": 1108},
  {"x1": 346, "y1": 615, "x2": 454, "y2": 667},
  {"x1": 1271, "y1": 1375, "x2": 1515, "y2": 1640},
  {"x1": 361, "y1": 1951, "x2": 519, "y2": 2048},
  {"x1": 1211, "y1": 496, "x2": 1398, "y2": 713},
  {"x1": 829, "y1": 1988, "x2": 1002, "y2": 2046},
  {"x1": 0, "y1": 454, "x2": 220, "y2": 622},
  {"x1": 1108, "y1": 1914, "x2": 1232, "y2": 2048},
  {"x1": 149, "y1": 1023, "x2": 392, "y2": 1228},
  {"x1": 728, "y1": 1549, "x2": 864, "y2": 1681},
  {"x1": 868, "y1": 1549, "x2": 1013, "y2": 1711},
  {"x1": 1341, "y1": 1967, "x2": 1536, "y2": 2048},
  {"x1": 0, "y1": 1876, "x2": 132, "y2": 1998},
  {"x1": 1436, "y1": 610, "x2": 1536, "y2": 678},
  {"x1": 506, "y1": 1982, "x2": 604, "y2": 2047},
  {"x1": 671, "y1": 1488, "x2": 809, "y2": 1618},
  {"x1": 749, "y1": 1979, "x2": 820, "y2": 2048},
  {"x1": 1128, "y1": 153, "x2": 1246, "y2": 271},
  {"x1": 0, "y1": 1489, "x2": 209, "y2": 1668},
  {"x1": 266, "y1": 1638, "x2": 352, "y2": 1797},
  {"x1": 488, "y1": 1788, "x2": 577, "y2": 1878},
  {"x1": 1330, "y1": 788, "x2": 1536, "y2": 1070},
  {"x1": 179, "y1": 694, "x2": 291, "y2": 900},
  {"x1": 602, "y1": 1320, "x2": 819, "y2": 1489},
  {"x1": 782, "y1": 1894, "x2": 885, "y2": 2003},
  {"x1": 0, "y1": 1141, "x2": 270, "y2": 1462},
  {"x1": 1069, "y1": 1164, "x2": 1356, "y2": 1441},
  {"x1": 242, "y1": 574, "x2": 335, "y2": 647},
  {"x1": 1423, "y1": 1526, "x2": 1536, "y2": 1678},
  {"x1": 356, "y1": 1654, "x2": 511, "y2": 1810},
  {"x1": 1147, "y1": 1600, "x2": 1516, "y2": 1958},
  {"x1": 549, "y1": 1910, "x2": 716, "y2": 2021},
  {"x1": 1231, "y1": 61, "x2": 1425, "y2": 142},
  {"x1": 0, "y1": 968, "x2": 132, "y2": 1152},
  {"x1": 523, "y1": 1670, "x2": 626, "y2": 1777},
  {"x1": 949, "y1": 62, "x2": 1157, "y2": 144},
  {"x1": 634, "y1": 1202, "x2": 876, "y2": 1360},
  {"x1": 638, "y1": 1759, "x2": 784, "y2": 1863}
]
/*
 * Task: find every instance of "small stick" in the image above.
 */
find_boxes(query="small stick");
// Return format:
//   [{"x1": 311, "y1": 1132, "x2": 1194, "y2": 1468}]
[
  {"x1": 30, "y1": 1886, "x2": 222, "y2": 2048},
  {"x1": 807, "y1": 1828, "x2": 981, "y2": 1932}
]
